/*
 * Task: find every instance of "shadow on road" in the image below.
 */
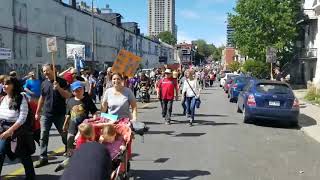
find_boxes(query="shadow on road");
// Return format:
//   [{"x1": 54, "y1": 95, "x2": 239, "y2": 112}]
[
  {"x1": 132, "y1": 169, "x2": 211, "y2": 180},
  {"x1": 146, "y1": 131, "x2": 175, "y2": 135},
  {"x1": 196, "y1": 114, "x2": 228, "y2": 117},
  {"x1": 139, "y1": 106, "x2": 157, "y2": 110},
  {"x1": 252, "y1": 119, "x2": 300, "y2": 130},
  {"x1": 171, "y1": 120, "x2": 238, "y2": 126},
  {"x1": 3, "y1": 175, "x2": 60, "y2": 180},
  {"x1": 174, "y1": 133, "x2": 206, "y2": 137},
  {"x1": 172, "y1": 113, "x2": 228, "y2": 117},
  {"x1": 142, "y1": 121, "x2": 162, "y2": 125},
  {"x1": 299, "y1": 114, "x2": 317, "y2": 128}
]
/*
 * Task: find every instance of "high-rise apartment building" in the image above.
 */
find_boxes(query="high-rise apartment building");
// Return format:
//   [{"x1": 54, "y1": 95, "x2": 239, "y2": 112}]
[
  {"x1": 226, "y1": 22, "x2": 235, "y2": 47},
  {"x1": 148, "y1": 0, "x2": 176, "y2": 39}
]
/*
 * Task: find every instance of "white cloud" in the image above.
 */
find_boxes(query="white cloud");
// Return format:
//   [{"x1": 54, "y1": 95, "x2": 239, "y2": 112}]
[
  {"x1": 177, "y1": 31, "x2": 195, "y2": 44},
  {"x1": 179, "y1": 9, "x2": 200, "y2": 19}
]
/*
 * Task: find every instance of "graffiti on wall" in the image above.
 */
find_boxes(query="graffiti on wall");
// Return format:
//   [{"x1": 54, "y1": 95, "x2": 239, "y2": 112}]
[{"x1": 0, "y1": 63, "x2": 62, "y2": 77}]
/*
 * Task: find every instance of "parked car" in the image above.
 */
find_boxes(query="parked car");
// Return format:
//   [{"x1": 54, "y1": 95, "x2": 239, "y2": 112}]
[
  {"x1": 228, "y1": 76, "x2": 255, "y2": 102},
  {"x1": 237, "y1": 80, "x2": 299, "y2": 126},
  {"x1": 220, "y1": 73, "x2": 236, "y2": 87},
  {"x1": 218, "y1": 70, "x2": 231, "y2": 82},
  {"x1": 223, "y1": 75, "x2": 239, "y2": 93}
]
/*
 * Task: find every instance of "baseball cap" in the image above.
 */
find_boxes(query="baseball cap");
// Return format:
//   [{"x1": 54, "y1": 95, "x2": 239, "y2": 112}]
[{"x1": 70, "y1": 81, "x2": 84, "y2": 91}]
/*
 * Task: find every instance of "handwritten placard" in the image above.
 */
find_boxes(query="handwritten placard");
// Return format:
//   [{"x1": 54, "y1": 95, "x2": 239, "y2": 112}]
[
  {"x1": 46, "y1": 37, "x2": 57, "y2": 53},
  {"x1": 112, "y1": 49, "x2": 142, "y2": 77}
]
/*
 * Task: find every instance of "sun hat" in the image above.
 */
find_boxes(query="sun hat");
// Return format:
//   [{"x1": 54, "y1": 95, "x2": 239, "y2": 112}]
[
  {"x1": 70, "y1": 81, "x2": 84, "y2": 91},
  {"x1": 164, "y1": 69, "x2": 172, "y2": 74}
]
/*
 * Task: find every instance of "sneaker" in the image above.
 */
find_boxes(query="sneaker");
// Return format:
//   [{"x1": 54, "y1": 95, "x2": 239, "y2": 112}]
[
  {"x1": 189, "y1": 122, "x2": 193, "y2": 127},
  {"x1": 34, "y1": 158, "x2": 48, "y2": 168},
  {"x1": 165, "y1": 121, "x2": 171, "y2": 125}
]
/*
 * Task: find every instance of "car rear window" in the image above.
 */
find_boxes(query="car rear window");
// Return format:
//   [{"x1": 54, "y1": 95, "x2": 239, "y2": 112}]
[
  {"x1": 235, "y1": 77, "x2": 249, "y2": 83},
  {"x1": 256, "y1": 83, "x2": 290, "y2": 94}
]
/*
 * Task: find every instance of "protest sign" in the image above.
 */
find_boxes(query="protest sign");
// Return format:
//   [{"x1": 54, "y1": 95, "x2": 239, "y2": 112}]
[
  {"x1": 112, "y1": 49, "x2": 142, "y2": 77},
  {"x1": 46, "y1": 37, "x2": 57, "y2": 53}
]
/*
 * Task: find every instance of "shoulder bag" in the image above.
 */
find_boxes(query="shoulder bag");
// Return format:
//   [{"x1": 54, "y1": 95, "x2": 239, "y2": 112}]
[{"x1": 185, "y1": 80, "x2": 201, "y2": 108}]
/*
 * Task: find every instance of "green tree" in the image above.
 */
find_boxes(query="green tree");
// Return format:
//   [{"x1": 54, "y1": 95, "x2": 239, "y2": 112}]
[
  {"x1": 229, "y1": 0, "x2": 300, "y2": 64},
  {"x1": 212, "y1": 46, "x2": 224, "y2": 61},
  {"x1": 229, "y1": 61, "x2": 241, "y2": 72},
  {"x1": 157, "y1": 31, "x2": 177, "y2": 45},
  {"x1": 242, "y1": 59, "x2": 269, "y2": 78}
]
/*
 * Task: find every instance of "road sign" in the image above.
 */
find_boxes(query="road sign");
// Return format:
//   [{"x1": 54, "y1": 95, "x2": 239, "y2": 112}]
[
  {"x1": 266, "y1": 47, "x2": 277, "y2": 63},
  {"x1": 46, "y1": 37, "x2": 57, "y2": 53},
  {"x1": 0, "y1": 48, "x2": 12, "y2": 60}
]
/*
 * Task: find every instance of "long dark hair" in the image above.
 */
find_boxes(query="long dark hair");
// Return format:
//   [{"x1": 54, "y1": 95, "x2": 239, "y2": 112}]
[{"x1": 4, "y1": 76, "x2": 23, "y2": 111}]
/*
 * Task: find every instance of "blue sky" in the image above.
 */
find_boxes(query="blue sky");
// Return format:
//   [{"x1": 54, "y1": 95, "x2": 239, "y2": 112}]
[{"x1": 77, "y1": 0, "x2": 236, "y2": 46}]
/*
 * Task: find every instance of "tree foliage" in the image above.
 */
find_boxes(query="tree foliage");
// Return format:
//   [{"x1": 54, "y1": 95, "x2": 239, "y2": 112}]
[
  {"x1": 157, "y1": 31, "x2": 177, "y2": 45},
  {"x1": 242, "y1": 59, "x2": 269, "y2": 78},
  {"x1": 193, "y1": 39, "x2": 223, "y2": 64},
  {"x1": 229, "y1": 61, "x2": 241, "y2": 72},
  {"x1": 229, "y1": 0, "x2": 300, "y2": 63}
]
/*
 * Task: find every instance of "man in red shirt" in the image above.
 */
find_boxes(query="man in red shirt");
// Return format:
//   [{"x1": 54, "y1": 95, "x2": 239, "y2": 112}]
[{"x1": 157, "y1": 69, "x2": 179, "y2": 125}]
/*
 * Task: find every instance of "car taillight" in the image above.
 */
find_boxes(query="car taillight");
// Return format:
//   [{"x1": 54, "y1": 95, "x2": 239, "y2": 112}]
[
  {"x1": 292, "y1": 98, "x2": 299, "y2": 109},
  {"x1": 247, "y1": 94, "x2": 256, "y2": 107}
]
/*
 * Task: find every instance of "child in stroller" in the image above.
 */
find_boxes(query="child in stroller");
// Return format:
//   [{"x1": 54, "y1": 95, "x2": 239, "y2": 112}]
[
  {"x1": 55, "y1": 117, "x2": 133, "y2": 180},
  {"x1": 99, "y1": 124, "x2": 132, "y2": 179},
  {"x1": 54, "y1": 123, "x2": 96, "y2": 172}
]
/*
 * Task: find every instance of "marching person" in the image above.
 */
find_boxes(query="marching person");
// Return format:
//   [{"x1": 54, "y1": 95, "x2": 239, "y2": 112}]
[
  {"x1": 274, "y1": 67, "x2": 284, "y2": 82},
  {"x1": 180, "y1": 70, "x2": 187, "y2": 115},
  {"x1": 103, "y1": 67, "x2": 113, "y2": 92},
  {"x1": 96, "y1": 71, "x2": 105, "y2": 102},
  {"x1": 35, "y1": 64, "x2": 71, "y2": 168},
  {"x1": 0, "y1": 76, "x2": 36, "y2": 180},
  {"x1": 24, "y1": 71, "x2": 41, "y2": 101},
  {"x1": 101, "y1": 73, "x2": 137, "y2": 122},
  {"x1": 157, "y1": 69, "x2": 179, "y2": 125},
  {"x1": 182, "y1": 69, "x2": 201, "y2": 126},
  {"x1": 55, "y1": 81, "x2": 98, "y2": 172}
]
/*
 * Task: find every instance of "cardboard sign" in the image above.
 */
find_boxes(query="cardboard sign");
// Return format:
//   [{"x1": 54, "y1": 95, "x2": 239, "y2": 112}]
[
  {"x1": 46, "y1": 37, "x2": 57, "y2": 53},
  {"x1": 266, "y1": 47, "x2": 277, "y2": 63},
  {"x1": 112, "y1": 49, "x2": 142, "y2": 77}
]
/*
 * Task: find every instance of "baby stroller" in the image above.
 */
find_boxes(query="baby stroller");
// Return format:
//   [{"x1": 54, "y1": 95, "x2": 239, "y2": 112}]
[{"x1": 81, "y1": 117, "x2": 149, "y2": 180}]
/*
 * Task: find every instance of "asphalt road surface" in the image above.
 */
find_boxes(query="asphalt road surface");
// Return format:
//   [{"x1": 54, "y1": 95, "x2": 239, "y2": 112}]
[{"x1": 2, "y1": 85, "x2": 320, "y2": 180}]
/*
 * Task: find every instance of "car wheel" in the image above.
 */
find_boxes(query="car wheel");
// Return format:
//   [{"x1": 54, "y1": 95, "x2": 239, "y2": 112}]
[
  {"x1": 236, "y1": 103, "x2": 242, "y2": 113},
  {"x1": 243, "y1": 107, "x2": 253, "y2": 123}
]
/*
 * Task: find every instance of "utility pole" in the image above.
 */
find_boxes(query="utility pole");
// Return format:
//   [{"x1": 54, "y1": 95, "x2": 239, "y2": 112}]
[{"x1": 91, "y1": 0, "x2": 95, "y2": 63}]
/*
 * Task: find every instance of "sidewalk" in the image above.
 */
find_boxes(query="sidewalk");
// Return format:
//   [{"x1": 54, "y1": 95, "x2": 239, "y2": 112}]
[{"x1": 294, "y1": 89, "x2": 320, "y2": 143}]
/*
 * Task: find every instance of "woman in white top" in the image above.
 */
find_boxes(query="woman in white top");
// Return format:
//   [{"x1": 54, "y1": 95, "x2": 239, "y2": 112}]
[
  {"x1": 182, "y1": 69, "x2": 201, "y2": 126},
  {"x1": 0, "y1": 76, "x2": 35, "y2": 179}
]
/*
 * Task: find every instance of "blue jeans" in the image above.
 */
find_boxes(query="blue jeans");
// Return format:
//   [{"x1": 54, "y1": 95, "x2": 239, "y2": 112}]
[
  {"x1": 40, "y1": 115, "x2": 67, "y2": 159},
  {"x1": 185, "y1": 96, "x2": 196, "y2": 123},
  {"x1": 0, "y1": 139, "x2": 35, "y2": 179},
  {"x1": 182, "y1": 96, "x2": 187, "y2": 115}
]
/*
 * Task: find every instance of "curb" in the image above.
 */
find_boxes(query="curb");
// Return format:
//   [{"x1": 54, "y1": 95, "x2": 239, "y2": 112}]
[
  {"x1": 297, "y1": 100, "x2": 320, "y2": 143},
  {"x1": 300, "y1": 126, "x2": 320, "y2": 143}
]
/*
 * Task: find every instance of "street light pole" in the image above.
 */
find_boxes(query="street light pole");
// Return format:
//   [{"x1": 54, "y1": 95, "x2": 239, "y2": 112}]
[{"x1": 91, "y1": 0, "x2": 95, "y2": 63}]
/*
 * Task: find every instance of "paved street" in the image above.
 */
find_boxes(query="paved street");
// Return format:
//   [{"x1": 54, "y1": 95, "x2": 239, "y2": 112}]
[{"x1": 3, "y1": 84, "x2": 320, "y2": 180}]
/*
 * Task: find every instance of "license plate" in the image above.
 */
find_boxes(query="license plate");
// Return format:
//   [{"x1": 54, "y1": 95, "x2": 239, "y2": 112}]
[{"x1": 269, "y1": 101, "x2": 280, "y2": 106}]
